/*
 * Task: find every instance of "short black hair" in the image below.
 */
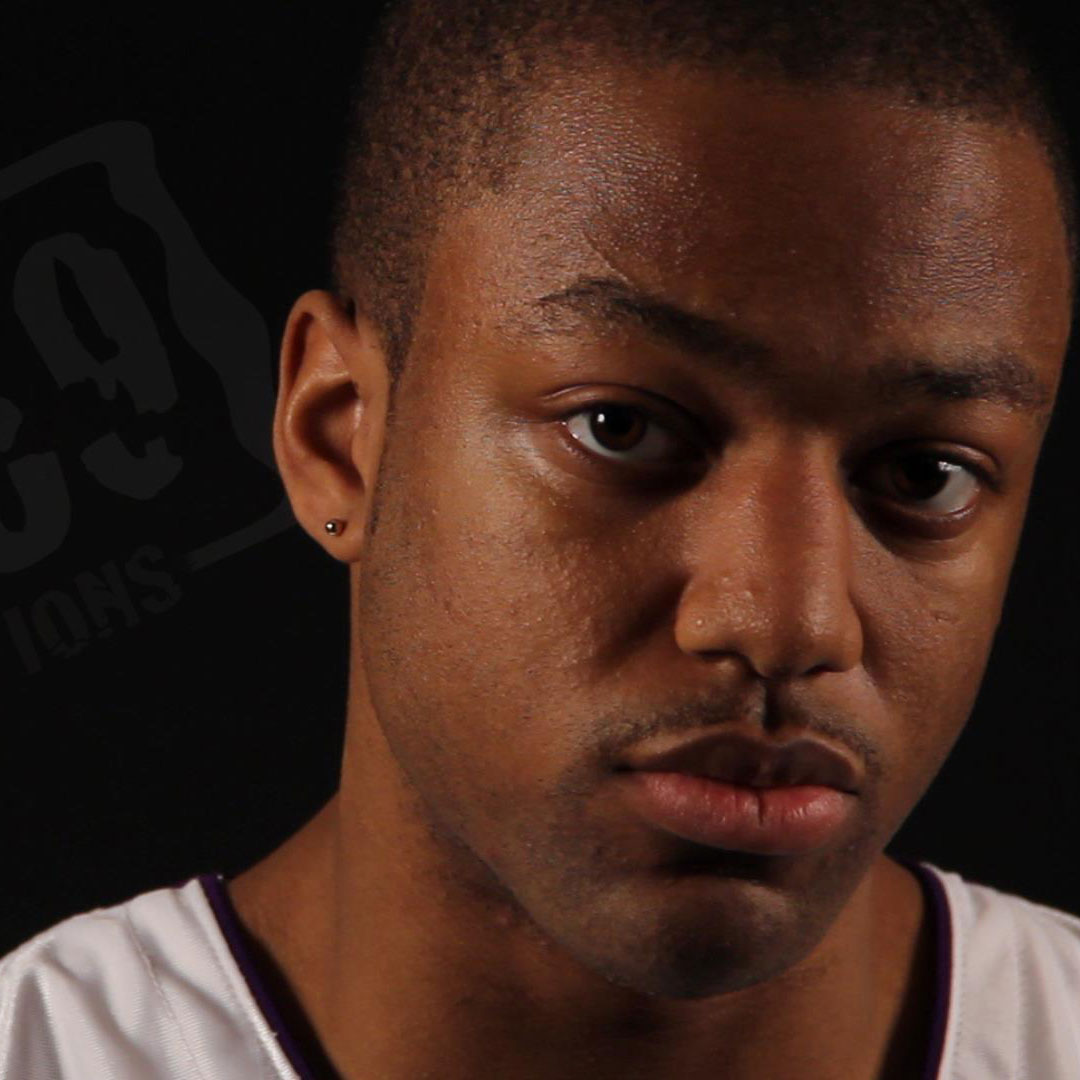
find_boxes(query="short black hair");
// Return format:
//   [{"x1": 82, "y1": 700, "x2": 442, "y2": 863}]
[{"x1": 330, "y1": 0, "x2": 1078, "y2": 393}]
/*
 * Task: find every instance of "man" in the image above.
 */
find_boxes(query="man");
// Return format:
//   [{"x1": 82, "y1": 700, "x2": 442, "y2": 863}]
[{"x1": 3, "y1": 0, "x2": 1078, "y2": 1077}]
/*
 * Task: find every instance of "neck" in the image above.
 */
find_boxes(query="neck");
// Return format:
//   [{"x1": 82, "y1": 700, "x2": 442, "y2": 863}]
[{"x1": 228, "y1": 734, "x2": 932, "y2": 1080}]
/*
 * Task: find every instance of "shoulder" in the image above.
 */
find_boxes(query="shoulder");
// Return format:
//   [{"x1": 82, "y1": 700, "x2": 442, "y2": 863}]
[
  {"x1": 0, "y1": 876, "x2": 296, "y2": 1079},
  {"x1": 920, "y1": 862, "x2": 1080, "y2": 1079},
  {"x1": 933, "y1": 862, "x2": 1080, "y2": 980}
]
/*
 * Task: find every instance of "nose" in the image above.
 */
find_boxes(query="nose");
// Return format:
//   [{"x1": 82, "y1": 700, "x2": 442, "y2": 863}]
[{"x1": 675, "y1": 438, "x2": 863, "y2": 681}]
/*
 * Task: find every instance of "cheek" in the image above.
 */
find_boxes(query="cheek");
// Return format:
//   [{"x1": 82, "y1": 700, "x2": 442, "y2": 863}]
[
  {"x1": 858, "y1": 544, "x2": 1008, "y2": 804},
  {"x1": 355, "y1": 420, "x2": 612, "y2": 820}
]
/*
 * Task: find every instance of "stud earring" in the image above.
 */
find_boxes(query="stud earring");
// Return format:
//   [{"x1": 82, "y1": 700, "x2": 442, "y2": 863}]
[{"x1": 324, "y1": 518, "x2": 346, "y2": 536}]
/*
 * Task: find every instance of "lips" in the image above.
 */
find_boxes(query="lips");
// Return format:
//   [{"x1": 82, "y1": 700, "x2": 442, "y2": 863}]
[
  {"x1": 615, "y1": 730, "x2": 862, "y2": 855},
  {"x1": 617, "y1": 730, "x2": 862, "y2": 794}
]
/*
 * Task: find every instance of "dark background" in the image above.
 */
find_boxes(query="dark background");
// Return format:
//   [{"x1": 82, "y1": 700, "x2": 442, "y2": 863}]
[{"x1": 1, "y1": 4, "x2": 1078, "y2": 956}]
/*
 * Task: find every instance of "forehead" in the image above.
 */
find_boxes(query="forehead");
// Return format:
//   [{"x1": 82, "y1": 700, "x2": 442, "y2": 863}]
[{"x1": 424, "y1": 64, "x2": 1071, "y2": 387}]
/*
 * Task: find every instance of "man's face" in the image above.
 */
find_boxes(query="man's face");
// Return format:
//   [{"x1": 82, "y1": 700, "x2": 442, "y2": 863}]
[{"x1": 351, "y1": 66, "x2": 1071, "y2": 998}]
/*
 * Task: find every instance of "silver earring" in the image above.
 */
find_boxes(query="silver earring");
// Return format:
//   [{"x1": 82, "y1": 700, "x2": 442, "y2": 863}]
[{"x1": 324, "y1": 518, "x2": 346, "y2": 536}]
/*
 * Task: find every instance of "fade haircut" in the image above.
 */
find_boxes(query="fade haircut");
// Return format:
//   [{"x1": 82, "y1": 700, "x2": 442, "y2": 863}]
[{"x1": 329, "y1": 0, "x2": 1078, "y2": 396}]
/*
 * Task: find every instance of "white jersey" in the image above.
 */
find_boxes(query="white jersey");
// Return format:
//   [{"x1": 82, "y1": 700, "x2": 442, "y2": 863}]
[{"x1": 1, "y1": 861, "x2": 1078, "y2": 1079}]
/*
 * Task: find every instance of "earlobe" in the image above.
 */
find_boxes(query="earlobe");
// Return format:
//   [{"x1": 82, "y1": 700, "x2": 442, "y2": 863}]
[{"x1": 272, "y1": 289, "x2": 389, "y2": 562}]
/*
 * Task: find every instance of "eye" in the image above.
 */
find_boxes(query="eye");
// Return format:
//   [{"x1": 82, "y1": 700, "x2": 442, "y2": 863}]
[
  {"x1": 563, "y1": 402, "x2": 691, "y2": 468},
  {"x1": 857, "y1": 450, "x2": 983, "y2": 516}
]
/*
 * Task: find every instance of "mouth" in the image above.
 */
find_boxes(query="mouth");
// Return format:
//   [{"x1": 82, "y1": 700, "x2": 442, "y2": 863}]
[{"x1": 614, "y1": 730, "x2": 862, "y2": 856}]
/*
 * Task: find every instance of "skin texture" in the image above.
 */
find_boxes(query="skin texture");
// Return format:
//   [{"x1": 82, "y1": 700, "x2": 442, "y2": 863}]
[{"x1": 230, "y1": 65, "x2": 1072, "y2": 1080}]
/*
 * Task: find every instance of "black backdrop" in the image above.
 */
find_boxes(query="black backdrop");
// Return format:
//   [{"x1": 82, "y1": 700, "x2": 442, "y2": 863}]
[{"x1": 2, "y1": 3, "x2": 1078, "y2": 957}]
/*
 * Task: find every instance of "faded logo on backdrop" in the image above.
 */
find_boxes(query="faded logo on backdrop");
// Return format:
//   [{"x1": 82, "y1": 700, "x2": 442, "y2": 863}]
[{"x1": 0, "y1": 121, "x2": 293, "y2": 675}]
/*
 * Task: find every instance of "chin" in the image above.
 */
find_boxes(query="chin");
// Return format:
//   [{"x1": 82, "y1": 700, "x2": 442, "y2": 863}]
[{"x1": 542, "y1": 865, "x2": 849, "y2": 1001}]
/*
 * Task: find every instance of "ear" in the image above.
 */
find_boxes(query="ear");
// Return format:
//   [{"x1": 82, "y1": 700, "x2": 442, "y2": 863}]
[{"x1": 273, "y1": 289, "x2": 390, "y2": 562}]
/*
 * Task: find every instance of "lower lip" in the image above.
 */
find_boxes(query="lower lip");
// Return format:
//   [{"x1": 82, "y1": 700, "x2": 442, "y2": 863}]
[{"x1": 619, "y1": 771, "x2": 855, "y2": 856}]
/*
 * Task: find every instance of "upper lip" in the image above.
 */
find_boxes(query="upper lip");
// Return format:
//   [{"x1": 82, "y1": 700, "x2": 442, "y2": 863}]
[{"x1": 618, "y1": 731, "x2": 862, "y2": 794}]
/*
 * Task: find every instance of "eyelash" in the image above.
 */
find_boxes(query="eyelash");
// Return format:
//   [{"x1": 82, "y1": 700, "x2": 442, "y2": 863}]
[{"x1": 558, "y1": 400, "x2": 995, "y2": 518}]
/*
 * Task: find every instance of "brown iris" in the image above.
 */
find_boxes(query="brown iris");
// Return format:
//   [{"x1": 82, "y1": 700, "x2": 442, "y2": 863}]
[
  {"x1": 589, "y1": 405, "x2": 648, "y2": 452},
  {"x1": 889, "y1": 455, "x2": 957, "y2": 501}
]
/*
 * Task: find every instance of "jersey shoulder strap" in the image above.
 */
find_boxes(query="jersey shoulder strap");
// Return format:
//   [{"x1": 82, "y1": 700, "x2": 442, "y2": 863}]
[
  {"x1": 0, "y1": 876, "x2": 297, "y2": 1079},
  {"x1": 922, "y1": 861, "x2": 1080, "y2": 1079}
]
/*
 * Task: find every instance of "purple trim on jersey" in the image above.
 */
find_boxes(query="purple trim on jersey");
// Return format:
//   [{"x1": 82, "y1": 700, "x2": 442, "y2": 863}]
[
  {"x1": 895, "y1": 857, "x2": 953, "y2": 1080},
  {"x1": 198, "y1": 873, "x2": 324, "y2": 1080}
]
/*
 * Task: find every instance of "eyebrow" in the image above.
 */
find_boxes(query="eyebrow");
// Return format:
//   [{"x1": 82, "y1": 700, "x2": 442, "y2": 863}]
[{"x1": 528, "y1": 275, "x2": 1054, "y2": 417}]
